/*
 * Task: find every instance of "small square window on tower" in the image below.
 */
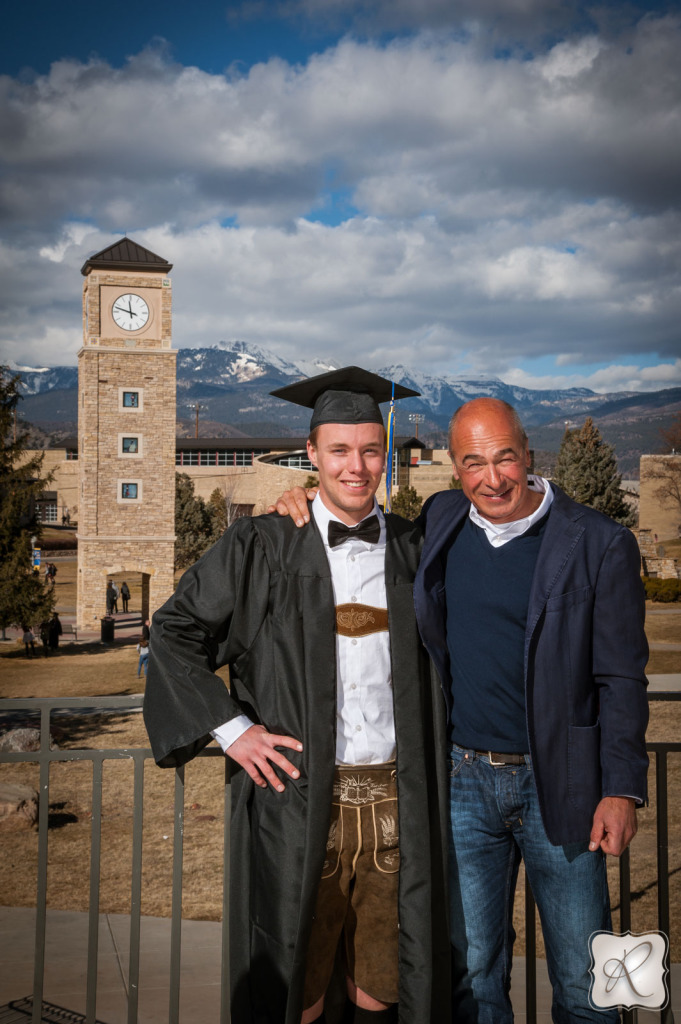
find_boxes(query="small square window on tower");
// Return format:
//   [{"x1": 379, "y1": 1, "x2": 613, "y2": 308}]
[
  {"x1": 118, "y1": 479, "x2": 143, "y2": 504},
  {"x1": 119, "y1": 434, "x2": 143, "y2": 458},
  {"x1": 119, "y1": 387, "x2": 144, "y2": 411}
]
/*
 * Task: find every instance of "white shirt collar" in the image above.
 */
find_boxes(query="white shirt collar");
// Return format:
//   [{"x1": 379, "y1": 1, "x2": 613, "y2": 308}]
[
  {"x1": 468, "y1": 475, "x2": 554, "y2": 547},
  {"x1": 312, "y1": 492, "x2": 385, "y2": 548}
]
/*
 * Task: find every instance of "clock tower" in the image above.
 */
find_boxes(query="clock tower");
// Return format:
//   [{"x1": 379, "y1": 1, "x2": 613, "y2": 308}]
[{"x1": 77, "y1": 238, "x2": 177, "y2": 630}]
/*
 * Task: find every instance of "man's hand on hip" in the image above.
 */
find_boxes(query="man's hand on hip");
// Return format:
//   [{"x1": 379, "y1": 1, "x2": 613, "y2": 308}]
[
  {"x1": 226, "y1": 724, "x2": 303, "y2": 792},
  {"x1": 589, "y1": 796, "x2": 637, "y2": 856}
]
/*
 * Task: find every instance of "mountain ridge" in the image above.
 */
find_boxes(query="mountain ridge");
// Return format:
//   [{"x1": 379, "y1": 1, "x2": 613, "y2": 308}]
[{"x1": 10, "y1": 343, "x2": 680, "y2": 476}]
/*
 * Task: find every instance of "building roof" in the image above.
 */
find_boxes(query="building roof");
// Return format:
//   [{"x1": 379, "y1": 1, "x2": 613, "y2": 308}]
[
  {"x1": 52, "y1": 435, "x2": 425, "y2": 453},
  {"x1": 81, "y1": 238, "x2": 173, "y2": 275}
]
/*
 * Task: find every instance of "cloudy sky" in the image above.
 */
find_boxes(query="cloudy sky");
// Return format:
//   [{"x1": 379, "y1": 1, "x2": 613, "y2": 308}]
[{"x1": 1, "y1": 0, "x2": 680, "y2": 392}]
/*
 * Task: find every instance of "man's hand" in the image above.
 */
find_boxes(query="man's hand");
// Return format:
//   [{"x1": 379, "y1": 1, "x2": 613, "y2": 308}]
[
  {"x1": 589, "y1": 796, "x2": 637, "y2": 856},
  {"x1": 226, "y1": 724, "x2": 303, "y2": 792},
  {"x1": 266, "y1": 486, "x2": 318, "y2": 526}
]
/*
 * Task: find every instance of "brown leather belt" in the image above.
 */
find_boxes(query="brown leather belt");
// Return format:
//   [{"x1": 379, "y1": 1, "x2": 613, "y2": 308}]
[{"x1": 474, "y1": 750, "x2": 527, "y2": 766}]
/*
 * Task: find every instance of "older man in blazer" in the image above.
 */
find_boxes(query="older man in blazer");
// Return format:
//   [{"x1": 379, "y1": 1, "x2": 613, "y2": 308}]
[{"x1": 414, "y1": 397, "x2": 649, "y2": 1024}]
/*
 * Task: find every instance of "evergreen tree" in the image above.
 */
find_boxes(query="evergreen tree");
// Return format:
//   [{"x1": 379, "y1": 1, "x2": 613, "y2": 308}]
[
  {"x1": 553, "y1": 418, "x2": 634, "y2": 526},
  {"x1": 0, "y1": 366, "x2": 55, "y2": 629},
  {"x1": 207, "y1": 487, "x2": 229, "y2": 537},
  {"x1": 391, "y1": 485, "x2": 423, "y2": 521},
  {"x1": 175, "y1": 473, "x2": 215, "y2": 568}
]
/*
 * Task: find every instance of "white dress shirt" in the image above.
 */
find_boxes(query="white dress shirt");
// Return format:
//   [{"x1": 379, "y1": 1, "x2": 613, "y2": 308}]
[
  {"x1": 468, "y1": 474, "x2": 554, "y2": 546},
  {"x1": 211, "y1": 494, "x2": 395, "y2": 765}
]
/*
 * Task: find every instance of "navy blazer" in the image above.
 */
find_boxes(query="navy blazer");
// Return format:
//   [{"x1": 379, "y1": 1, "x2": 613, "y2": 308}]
[{"x1": 414, "y1": 484, "x2": 649, "y2": 846}]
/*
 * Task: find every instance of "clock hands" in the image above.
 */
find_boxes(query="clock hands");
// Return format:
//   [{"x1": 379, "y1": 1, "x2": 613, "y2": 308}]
[{"x1": 113, "y1": 294, "x2": 148, "y2": 330}]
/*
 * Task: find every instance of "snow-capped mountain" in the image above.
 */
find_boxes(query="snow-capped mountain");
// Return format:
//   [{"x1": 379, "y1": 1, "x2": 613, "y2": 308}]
[
  {"x1": 10, "y1": 363, "x2": 78, "y2": 395},
  {"x1": 10, "y1": 343, "x2": 680, "y2": 466}
]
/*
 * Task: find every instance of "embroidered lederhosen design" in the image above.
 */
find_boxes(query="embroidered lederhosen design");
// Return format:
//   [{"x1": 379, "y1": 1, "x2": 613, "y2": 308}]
[
  {"x1": 321, "y1": 767, "x2": 399, "y2": 878},
  {"x1": 335, "y1": 603, "x2": 389, "y2": 638}
]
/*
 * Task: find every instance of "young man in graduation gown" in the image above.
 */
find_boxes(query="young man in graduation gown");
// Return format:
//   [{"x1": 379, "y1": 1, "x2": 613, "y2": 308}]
[{"x1": 143, "y1": 367, "x2": 450, "y2": 1024}]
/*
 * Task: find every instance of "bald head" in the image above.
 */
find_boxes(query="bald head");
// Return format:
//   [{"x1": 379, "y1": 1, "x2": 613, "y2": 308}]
[
  {"x1": 449, "y1": 398, "x2": 527, "y2": 455},
  {"x1": 448, "y1": 398, "x2": 540, "y2": 525}
]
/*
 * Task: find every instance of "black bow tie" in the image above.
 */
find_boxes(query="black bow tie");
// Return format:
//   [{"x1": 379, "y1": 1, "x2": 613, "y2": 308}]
[{"x1": 328, "y1": 515, "x2": 380, "y2": 549}]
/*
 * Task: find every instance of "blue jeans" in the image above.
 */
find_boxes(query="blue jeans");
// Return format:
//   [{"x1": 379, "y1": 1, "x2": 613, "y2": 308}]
[
  {"x1": 137, "y1": 652, "x2": 149, "y2": 677},
  {"x1": 449, "y1": 744, "x2": 618, "y2": 1024}
]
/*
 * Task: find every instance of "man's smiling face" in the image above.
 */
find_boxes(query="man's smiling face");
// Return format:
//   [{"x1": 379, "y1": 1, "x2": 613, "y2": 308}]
[
  {"x1": 449, "y1": 398, "x2": 541, "y2": 524},
  {"x1": 308, "y1": 422, "x2": 386, "y2": 525}
]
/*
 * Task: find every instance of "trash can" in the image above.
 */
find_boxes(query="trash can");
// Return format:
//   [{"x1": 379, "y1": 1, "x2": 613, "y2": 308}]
[{"x1": 100, "y1": 616, "x2": 115, "y2": 643}]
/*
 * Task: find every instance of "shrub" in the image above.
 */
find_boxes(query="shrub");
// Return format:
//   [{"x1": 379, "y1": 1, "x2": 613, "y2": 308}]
[{"x1": 642, "y1": 577, "x2": 681, "y2": 602}]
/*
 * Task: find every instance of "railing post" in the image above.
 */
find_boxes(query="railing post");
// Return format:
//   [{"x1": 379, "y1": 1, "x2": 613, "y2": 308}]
[
  {"x1": 656, "y1": 750, "x2": 674, "y2": 1024},
  {"x1": 220, "y1": 757, "x2": 231, "y2": 1024},
  {"x1": 85, "y1": 757, "x2": 104, "y2": 1023},
  {"x1": 525, "y1": 876, "x2": 536, "y2": 1024},
  {"x1": 127, "y1": 751, "x2": 146, "y2": 1024},
  {"x1": 31, "y1": 703, "x2": 52, "y2": 1024},
  {"x1": 619, "y1": 848, "x2": 637, "y2": 1024},
  {"x1": 169, "y1": 765, "x2": 185, "y2": 1024}
]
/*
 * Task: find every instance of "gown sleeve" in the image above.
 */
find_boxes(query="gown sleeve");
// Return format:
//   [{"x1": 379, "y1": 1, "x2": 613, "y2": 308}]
[{"x1": 143, "y1": 517, "x2": 272, "y2": 767}]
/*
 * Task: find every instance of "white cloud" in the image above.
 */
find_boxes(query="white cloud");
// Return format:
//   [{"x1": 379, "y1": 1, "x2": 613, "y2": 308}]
[
  {"x1": 503, "y1": 360, "x2": 681, "y2": 393},
  {"x1": 0, "y1": 13, "x2": 679, "y2": 390}
]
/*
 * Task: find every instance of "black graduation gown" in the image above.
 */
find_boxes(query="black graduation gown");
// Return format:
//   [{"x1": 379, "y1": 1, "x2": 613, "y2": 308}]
[{"x1": 143, "y1": 510, "x2": 450, "y2": 1024}]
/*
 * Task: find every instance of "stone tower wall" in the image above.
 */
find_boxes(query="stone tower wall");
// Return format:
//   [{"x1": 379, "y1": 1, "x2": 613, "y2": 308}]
[{"x1": 77, "y1": 262, "x2": 176, "y2": 629}]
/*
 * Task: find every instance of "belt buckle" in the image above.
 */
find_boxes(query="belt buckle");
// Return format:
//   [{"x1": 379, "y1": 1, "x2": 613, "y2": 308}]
[{"x1": 487, "y1": 751, "x2": 506, "y2": 766}]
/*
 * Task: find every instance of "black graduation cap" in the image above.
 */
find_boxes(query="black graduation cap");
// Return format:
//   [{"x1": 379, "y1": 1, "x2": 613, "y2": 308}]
[{"x1": 270, "y1": 366, "x2": 419, "y2": 430}]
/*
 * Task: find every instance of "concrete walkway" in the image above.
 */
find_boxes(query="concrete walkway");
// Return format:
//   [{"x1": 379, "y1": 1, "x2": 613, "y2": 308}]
[{"x1": 1, "y1": 907, "x2": 678, "y2": 1024}]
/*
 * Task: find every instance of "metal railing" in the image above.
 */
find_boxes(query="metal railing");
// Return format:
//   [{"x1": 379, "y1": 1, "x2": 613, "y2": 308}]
[{"x1": 0, "y1": 695, "x2": 678, "y2": 1024}]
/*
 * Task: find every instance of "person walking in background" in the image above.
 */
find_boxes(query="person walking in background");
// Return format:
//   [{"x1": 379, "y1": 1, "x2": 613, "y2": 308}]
[
  {"x1": 111, "y1": 580, "x2": 119, "y2": 614},
  {"x1": 137, "y1": 636, "x2": 149, "y2": 678},
  {"x1": 106, "y1": 581, "x2": 115, "y2": 615},
  {"x1": 39, "y1": 620, "x2": 50, "y2": 657},
  {"x1": 120, "y1": 581, "x2": 131, "y2": 613},
  {"x1": 48, "y1": 611, "x2": 62, "y2": 652},
  {"x1": 22, "y1": 627, "x2": 36, "y2": 658}
]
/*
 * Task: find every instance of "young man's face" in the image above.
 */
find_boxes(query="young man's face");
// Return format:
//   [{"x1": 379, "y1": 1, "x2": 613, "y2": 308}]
[{"x1": 307, "y1": 422, "x2": 386, "y2": 525}]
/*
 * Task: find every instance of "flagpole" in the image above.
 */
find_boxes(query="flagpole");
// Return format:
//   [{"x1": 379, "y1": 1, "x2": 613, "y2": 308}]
[{"x1": 384, "y1": 381, "x2": 396, "y2": 513}]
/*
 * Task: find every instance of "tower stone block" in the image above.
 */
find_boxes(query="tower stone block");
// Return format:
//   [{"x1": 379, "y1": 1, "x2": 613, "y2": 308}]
[{"x1": 77, "y1": 240, "x2": 177, "y2": 630}]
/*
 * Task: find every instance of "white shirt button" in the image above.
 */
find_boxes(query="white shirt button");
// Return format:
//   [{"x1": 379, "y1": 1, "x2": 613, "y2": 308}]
[
  {"x1": 355, "y1": 724, "x2": 362, "y2": 732},
  {"x1": 351, "y1": 638, "x2": 358, "y2": 645},
  {"x1": 350, "y1": 683, "x2": 357, "y2": 690},
  {"x1": 351, "y1": 596, "x2": 357, "y2": 602}
]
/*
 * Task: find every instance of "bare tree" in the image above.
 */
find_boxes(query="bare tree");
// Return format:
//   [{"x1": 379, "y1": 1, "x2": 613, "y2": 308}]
[
  {"x1": 646, "y1": 456, "x2": 681, "y2": 536},
  {"x1": 208, "y1": 478, "x2": 246, "y2": 536},
  {"x1": 659, "y1": 412, "x2": 681, "y2": 454}
]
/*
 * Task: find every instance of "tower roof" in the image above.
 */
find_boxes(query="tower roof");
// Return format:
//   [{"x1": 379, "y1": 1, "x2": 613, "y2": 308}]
[{"x1": 81, "y1": 237, "x2": 172, "y2": 275}]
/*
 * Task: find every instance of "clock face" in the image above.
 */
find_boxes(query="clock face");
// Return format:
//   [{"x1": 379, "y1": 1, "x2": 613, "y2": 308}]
[{"x1": 112, "y1": 293, "x2": 150, "y2": 332}]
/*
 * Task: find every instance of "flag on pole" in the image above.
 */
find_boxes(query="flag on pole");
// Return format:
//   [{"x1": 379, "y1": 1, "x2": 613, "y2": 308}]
[{"x1": 384, "y1": 381, "x2": 396, "y2": 513}]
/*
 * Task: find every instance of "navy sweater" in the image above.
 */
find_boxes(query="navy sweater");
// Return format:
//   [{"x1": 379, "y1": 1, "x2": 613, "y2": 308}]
[{"x1": 445, "y1": 513, "x2": 548, "y2": 752}]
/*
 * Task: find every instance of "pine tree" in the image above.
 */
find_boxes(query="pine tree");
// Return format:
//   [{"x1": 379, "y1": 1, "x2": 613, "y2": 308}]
[
  {"x1": 207, "y1": 487, "x2": 229, "y2": 536},
  {"x1": 553, "y1": 418, "x2": 634, "y2": 526},
  {"x1": 174, "y1": 473, "x2": 216, "y2": 568},
  {"x1": 0, "y1": 366, "x2": 55, "y2": 630},
  {"x1": 391, "y1": 485, "x2": 423, "y2": 521}
]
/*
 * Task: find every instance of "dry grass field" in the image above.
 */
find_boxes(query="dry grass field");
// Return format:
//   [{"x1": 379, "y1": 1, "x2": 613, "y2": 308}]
[{"x1": 0, "y1": 578, "x2": 679, "y2": 962}]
